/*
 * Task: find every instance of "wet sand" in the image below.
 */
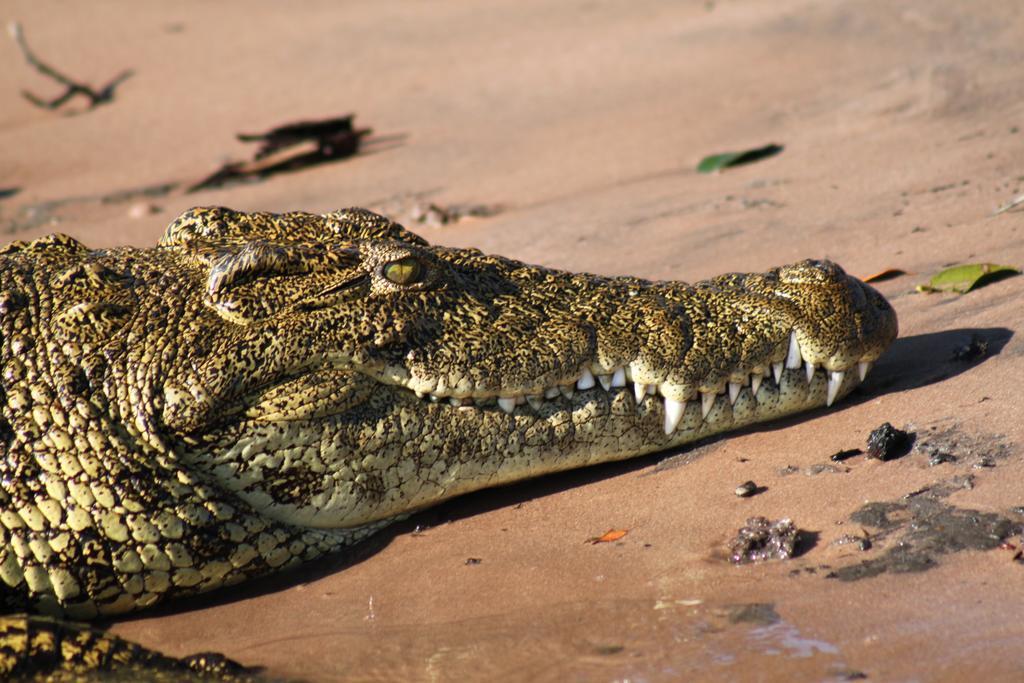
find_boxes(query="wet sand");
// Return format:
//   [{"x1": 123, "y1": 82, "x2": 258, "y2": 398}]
[{"x1": 3, "y1": 0, "x2": 1024, "y2": 680}]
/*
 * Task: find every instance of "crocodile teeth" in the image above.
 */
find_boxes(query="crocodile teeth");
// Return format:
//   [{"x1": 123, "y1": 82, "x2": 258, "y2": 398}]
[
  {"x1": 526, "y1": 395, "x2": 544, "y2": 410},
  {"x1": 544, "y1": 387, "x2": 560, "y2": 399},
  {"x1": 577, "y1": 368, "x2": 596, "y2": 390},
  {"x1": 611, "y1": 367, "x2": 627, "y2": 387},
  {"x1": 858, "y1": 361, "x2": 872, "y2": 381},
  {"x1": 728, "y1": 381, "x2": 742, "y2": 405},
  {"x1": 664, "y1": 398, "x2": 685, "y2": 434},
  {"x1": 785, "y1": 331, "x2": 802, "y2": 369},
  {"x1": 634, "y1": 382, "x2": 648, "y2": 405},
  {"x1": 826, "y1": 370, "x2": 845, "y2": 406},
  {"x1": 560, "y1": 385, "x2": 575, "y2": 399},
  {"x1": 751, "y1": 374, "x2": 763, "y2": 396},
  {"x1": 772, "y1": 362, "x2": 783, "y2": 384},
  {"x1": 805, "y1": 361, "x2": 816, "y2": 384},
  {"x1": 597, "y1": 374, "x2": 612, "y2": 391},
  {"x1": 497, "y1": 397, "x2": 516, "y2": 413},
  {"x1": 701, "y1": 390, "x2": 716, "y2": 419},
  {"x1": 449, "y1": 397, "x2": 463, "y2": 407}
]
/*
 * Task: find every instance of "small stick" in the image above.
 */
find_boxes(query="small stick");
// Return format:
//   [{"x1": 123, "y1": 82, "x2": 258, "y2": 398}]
[
  {"x1": 993, "y1": 193, "x2": 1024, "y2": 216},
  {"x1": 8, "y1": 21, "x2": 133, "y2": 111}
]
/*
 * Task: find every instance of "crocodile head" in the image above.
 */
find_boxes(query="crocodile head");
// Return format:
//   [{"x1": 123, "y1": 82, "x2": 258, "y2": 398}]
[
  {"x1": 147, "y1": 207, "x2": 896, "y2": 529},
  {"x1": 0, "y1": 206, "x2": 898, "y2": 618}
]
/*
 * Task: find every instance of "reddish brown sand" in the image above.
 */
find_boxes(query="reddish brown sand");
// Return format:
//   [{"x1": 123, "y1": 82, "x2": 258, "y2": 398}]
[{"x1": 3, "y1": 1, "x2": 1024, "y2": 681}]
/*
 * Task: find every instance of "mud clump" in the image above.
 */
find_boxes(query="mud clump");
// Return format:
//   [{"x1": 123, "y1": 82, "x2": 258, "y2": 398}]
[
  {"x1": 866, "y1": 422, "x2": 914, "y2": 460},
  {"x1": 728, "y1": 517, "x2": 800, "y2": 564}
]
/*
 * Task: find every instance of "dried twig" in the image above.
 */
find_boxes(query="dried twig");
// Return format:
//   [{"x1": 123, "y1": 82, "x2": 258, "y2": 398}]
[
  {"x1": 187, "y1": 115, "x2": 371, "y2": 192},
  {"x1": 237, "y1": 115, "x2": 359, "y2": 159},
  {"x1": 993, "y1": 193, "x2": 1024, "y2": 216},
  {"x1": 8, "y1": 21, "x2": 133, "y2": 111}
]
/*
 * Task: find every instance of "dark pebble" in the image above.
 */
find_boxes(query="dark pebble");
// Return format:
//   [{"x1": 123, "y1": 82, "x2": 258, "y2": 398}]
[{"x1": 735, "y1": 481, "x2": 757, "y2": 497}]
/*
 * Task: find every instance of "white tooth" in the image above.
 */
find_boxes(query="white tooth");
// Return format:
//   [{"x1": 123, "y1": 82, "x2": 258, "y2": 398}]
[
  {"x1": 805, "y1": 361, "x2": 816, "y2": 384},
  {"x1": 826, "y1": 370, "x2": 845, "y2": 406},
  {"x1": 429, "y1": 394, "x2": 440, "y2": 403},
  {"x1": 664, "y1": 398, "x2": 685, "y2": 434},
  {"x1": 576, "y1": 368, "x2": 596, "y2": 390},
  {"x1": 772, "y1": 361, "x2": 783, "y2": 383},
  {"x1": 526, "y1": 395, "x2": 544, "y2": 410},
  {"x1": 598, "y1": 374, "x2": 612, "y2": 391},
  {"x1": 560, "y1": 385, "x2": 575, "y2": 399},
  {"x1": 728, "y1": 381, "x2": 742, "y2": 405},
  {"x1": 544, "y1": 387, "x2": 560, "y2": 399},
  {"x1": 497, "y1": 397, "x2": 516, "y2": 413},
  {"x1": 415, "y1": 390, "x2": 426, "y2": 399},
  {"x1": 786, "y1": 331, "x2": 802, "y2": 369},
  {"x1": 611, "y1": 367, "x2": 627, "y2": 387},
  {"x1": 701, "y1": 391, "x2": 716, "y2": 419},
  {"x1": 751, "y1": 374, "x2": 763, "y2": 396},
  {"x1": 449, "y1": 397, "x2": 463, "y2": 407},
  {"x1": 858, "y1": 361, "x2": 872, "y2": 382},
  {"x1": 633, "y1": 382, "x2": 648, "y2": 404}
]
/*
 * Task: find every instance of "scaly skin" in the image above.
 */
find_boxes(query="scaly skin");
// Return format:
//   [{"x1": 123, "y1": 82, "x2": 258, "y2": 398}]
[{"x1": 0, "y1": 207, "x2": 897, "y2": 677}]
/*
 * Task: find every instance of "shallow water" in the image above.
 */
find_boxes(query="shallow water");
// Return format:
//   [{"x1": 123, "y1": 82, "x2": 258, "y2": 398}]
[{"x1": 233, "y1": 598, "x2": 857, "y2": 682}]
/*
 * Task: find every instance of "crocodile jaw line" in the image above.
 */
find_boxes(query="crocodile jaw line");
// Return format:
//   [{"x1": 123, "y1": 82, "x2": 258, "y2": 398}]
[{"x1": 402, "y1": 343, "x2": 873, "y2": 435}]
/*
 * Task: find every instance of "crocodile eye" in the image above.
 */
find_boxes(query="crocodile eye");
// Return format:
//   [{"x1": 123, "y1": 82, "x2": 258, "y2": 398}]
[{"x1": 382, "y1": 257, "x2": 424, "y2": 285}]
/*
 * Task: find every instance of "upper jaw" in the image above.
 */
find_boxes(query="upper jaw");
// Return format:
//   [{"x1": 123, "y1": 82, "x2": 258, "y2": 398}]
[
  {"x1": 390, "y1": 325, "x2": 882, "y2": 429},
  {"x1": 375, "y1": 263, "x2": 897, "y2": 422}
]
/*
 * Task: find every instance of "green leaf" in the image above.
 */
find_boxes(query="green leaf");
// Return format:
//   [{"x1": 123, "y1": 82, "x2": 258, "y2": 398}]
[
  {"x1": 915, "y1": 263, "x2": 1020, "y2": 294},
  {"x1": 696, "y1": 144, "x2": 784, "y2": 173}
]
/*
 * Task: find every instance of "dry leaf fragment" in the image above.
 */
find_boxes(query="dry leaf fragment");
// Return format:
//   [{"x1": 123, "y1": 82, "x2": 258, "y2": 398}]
[
  {"x1": 861, "y1": 268, "x2": 907, "y2": 283},
  {"x1": 588, "y1": 529, "x2": 628, "y2": 544}
]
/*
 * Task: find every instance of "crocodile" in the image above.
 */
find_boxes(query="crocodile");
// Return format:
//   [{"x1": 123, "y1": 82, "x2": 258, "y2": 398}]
[{"x1": 0, "y1": 206, "x2": 897, "y2": 678}]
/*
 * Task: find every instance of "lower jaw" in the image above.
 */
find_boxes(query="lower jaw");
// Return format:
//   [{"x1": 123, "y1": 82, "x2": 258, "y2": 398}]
[
  {"x1": 389, "y1": 365, "x2": 859, "y2": 512},
  {"x1": 204, "y1": 365, "x2": 859, "y2": 530}
]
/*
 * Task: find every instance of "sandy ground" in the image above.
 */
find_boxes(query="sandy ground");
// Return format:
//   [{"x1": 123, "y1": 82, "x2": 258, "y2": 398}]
[{"x1": 3, "y1": 0, "x2": 1024, "y2": 681}]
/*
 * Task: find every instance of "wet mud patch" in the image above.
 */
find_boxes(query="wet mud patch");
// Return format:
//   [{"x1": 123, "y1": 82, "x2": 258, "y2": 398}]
[
  {"x1": 914, "y1": 423, "x2": 1013, "y2": 469},
  {"x1": 829, "y1": 496, "x2": 1020, "y2": 581},
  {"x1": 723, "y1": 603, "x2": 780, "y2": 626},
  {"x1": 827, "y1": 425, "x2": 1019, "y2": 580},
  {"x1": 786, "y1": 423, "x2": 1024, "y2": 581},
  {"x1": 829, "y1": 447, "x2": 1021, "y2": 581},
  {"x1": 778, "y1": 463, "x2": 850, "y2": 476}
]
